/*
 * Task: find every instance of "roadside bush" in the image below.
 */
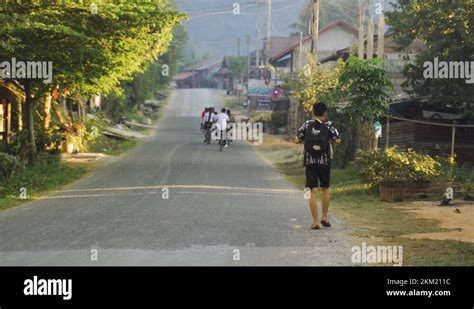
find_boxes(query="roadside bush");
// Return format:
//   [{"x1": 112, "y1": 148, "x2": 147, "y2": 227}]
[
  {"x1": 0, "y1": 152, "x2": 23, "y2": 181},
  {"x1": 102, "y1": 93, "x2": 129, "y2": 123},
  {"x1": 269, "y1": 110, "x2": 288, "y2": 129},
  {"x1": 463, "y1": 181, "x2": 474, "y2": 200},
  {"x1": 435, "y1": 156, "x2": 472, "y2": 185},
  {"x1": 36, "y1": 125, "x2": 63, "y2": 154},
  {"x1": 2, "y1": 154, "x2": 86, "y2": 198},
  {"x1": 329, "y1": 109, "x2": 356, "y2": 168},
  {"x1": 3, "y1": 129, "x2": 31, "y2": 162},
  {"x1": 63, "y1": 122, "x2": 95, "y2": 153},
  {"x1": 353, "y1": 147, "x2": 441, "y2": 187}
]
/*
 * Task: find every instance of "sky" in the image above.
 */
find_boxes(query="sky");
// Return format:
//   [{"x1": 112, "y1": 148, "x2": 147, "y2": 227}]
[{"x1": 175, "y1": 0, "x2": 308, "y2": 60}]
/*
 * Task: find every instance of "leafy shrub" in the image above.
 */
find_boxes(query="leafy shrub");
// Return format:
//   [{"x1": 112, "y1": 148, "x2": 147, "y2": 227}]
[
  {"x1": 2, "y1": 130, "x2": 31, "y2": 162},
  {"x1": 353, "y1": 147, "x2": 441, "y2": 187},
  {"x1": 0, "y1": 152, "x2": 23, "y2": 180},
  {"x1": 2, "y1": 154, "x2": 86, "y2": 198},
  {"x1": 463, "y1": 181, "x2": 474, "y2": 200},
  {"x1": 36, "y1": 125, "x2": 64, "y2": 154},
  {"x1": 329, "y1": 109, "x2": 356, "y2": 168},
  {"x1": 269, "y1": 111, "x2": 288, "y2": 129},
  {"x1": 435, "y1": 156, "x2": 472, "y2": 185},
  {"x1": 63, "y1": 122, "x2": 95, "y2": 153},
  {"x1": 36, "y1": 122, "x2": 96, "y2": 154}
]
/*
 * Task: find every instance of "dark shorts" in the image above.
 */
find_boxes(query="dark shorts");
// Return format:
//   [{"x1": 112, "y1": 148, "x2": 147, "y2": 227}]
[{"x1": 305, "y1": 164, "x2": 331, "y2": 189}]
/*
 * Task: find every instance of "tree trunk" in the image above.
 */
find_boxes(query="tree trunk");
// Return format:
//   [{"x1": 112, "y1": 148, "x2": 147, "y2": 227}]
[
  {"x1": 67, "y1": 99, "x2": 74, "y2": 123},
  {"x1": 355, "y1": 121, "x2": 375, "y2": 153},
  {"x1": 17, "y1": 99, "x2": 23, "y2": 131},
  {"x1": 24, "y1": 82, "x2": 37, "y2": 159},
  {"x1": 6, "y1": 100, "x2": 11, "y2": 143},
  {"x1": 44, "y1": 94, "x2": 52, "y2": 129},
  {"x1": 76, "y1": 96, "x2": 86, "y2": 122},
  {"x1": 1, "y1": 100, "x2": 6, "y2": 142},
  {"x1": 54, "y1": 102, "x2": 68, "y2": 125}
]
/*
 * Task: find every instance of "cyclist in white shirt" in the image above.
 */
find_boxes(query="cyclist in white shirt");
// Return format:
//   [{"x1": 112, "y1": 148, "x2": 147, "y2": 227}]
[{"x1": 215, "y1": 108, "x2": 230, "y2": 148}]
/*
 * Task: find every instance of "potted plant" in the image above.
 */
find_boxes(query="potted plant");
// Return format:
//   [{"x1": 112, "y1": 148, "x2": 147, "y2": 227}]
[
  {"x1": 379, "y1": 177, "x2": 408, "y2": 202},
  {"x1": 355, "y1": 147, "x2": 442, "y2": 202},
  {"x1": 62, "y1": 122, "x2": 89, "y2": 154}
]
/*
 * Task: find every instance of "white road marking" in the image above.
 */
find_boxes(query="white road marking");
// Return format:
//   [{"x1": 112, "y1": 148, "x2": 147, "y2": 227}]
[{"x1": 59, "y1": 184, "x2": 300, "y2": 194}]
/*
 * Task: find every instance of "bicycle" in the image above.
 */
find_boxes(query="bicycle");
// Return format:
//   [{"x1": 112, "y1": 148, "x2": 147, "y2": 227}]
[
  {"x1": 219, "y1": 136, "x2": 224, "y2": 152},
  {"x1": 204, "y1": 126, "x2": 211, "y2": 144},
  {"x1": 217, "y1": 129, "x2": 227, "y2": 152}
]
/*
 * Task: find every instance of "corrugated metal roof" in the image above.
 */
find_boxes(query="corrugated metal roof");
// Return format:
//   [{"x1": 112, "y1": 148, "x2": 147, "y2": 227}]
[{"x1": 173, "y1": 71, "x2": 194, "y2": 81}]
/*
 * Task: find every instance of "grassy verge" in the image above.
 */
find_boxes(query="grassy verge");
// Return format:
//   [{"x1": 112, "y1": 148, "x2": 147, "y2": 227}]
[
  {"x1": 222, "y1": 94, "x2": 242, "y2": 110},
  {"x1": 88, "y1": 89, "x2": 171, "y2": 155},
  {"x1": 88, "y1": 135, "x2": 138, "y2": 156},
  {"x1": 0, "y1": 155, "x2": 90, "y2": 212},
  {"x1": 255, "y1": 133, "x2": 474, "y2": 266},
  {"x1": 0, "y1": 90, "x2": 173, "y2": 212}
]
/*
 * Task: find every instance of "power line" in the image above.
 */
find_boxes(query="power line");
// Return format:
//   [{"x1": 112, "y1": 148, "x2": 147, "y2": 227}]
[{"x1": 187, "y1": 0, "x2": 303, "y2": 18}]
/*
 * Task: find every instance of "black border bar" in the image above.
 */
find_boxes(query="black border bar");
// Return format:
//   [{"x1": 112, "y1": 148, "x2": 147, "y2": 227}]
[{"x1": 0, "y1": 267, "x2": 472, "y2": 306}]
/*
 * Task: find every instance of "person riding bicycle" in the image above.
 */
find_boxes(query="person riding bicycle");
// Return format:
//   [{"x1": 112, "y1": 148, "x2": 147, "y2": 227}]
[
  {"x1": 202, "y1": 107, "x2": 215, "y2": 143},
  {"x1": 226, "y1": 109, "x2": 235, "y2": 145},
  {"x1": 215, "y1": 108, "x2": 230, "y2": 148},
  {"x1": 200, "y1": 107, "x2": 209, "y2": 131}
]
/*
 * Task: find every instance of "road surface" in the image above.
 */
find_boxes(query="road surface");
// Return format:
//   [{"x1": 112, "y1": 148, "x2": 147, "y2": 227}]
[{"x1": 0, "y1": 89, "x2": 353, "y2": 265}]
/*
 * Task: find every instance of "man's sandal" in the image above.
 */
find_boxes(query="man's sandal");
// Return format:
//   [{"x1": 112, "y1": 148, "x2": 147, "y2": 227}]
[
  {"x1": 311, "y1": 224, "x2": 320, "y2": 230},
  {"x1": 320, "y1": 220, "x2": 331, "y2": 228}
]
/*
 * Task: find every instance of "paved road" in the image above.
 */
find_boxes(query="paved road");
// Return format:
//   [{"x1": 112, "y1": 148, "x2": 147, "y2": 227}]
[{"x1": 0, "y1": 89, "x2": 353, "y2": 265}]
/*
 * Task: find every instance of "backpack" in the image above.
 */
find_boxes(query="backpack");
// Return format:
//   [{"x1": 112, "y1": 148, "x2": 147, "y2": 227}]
[{"x1": 304, "y1": 121, "x2": 329, "y2": 158}]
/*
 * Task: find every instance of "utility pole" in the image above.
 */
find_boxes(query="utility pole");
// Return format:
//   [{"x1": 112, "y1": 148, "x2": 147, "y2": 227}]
[
  {"x1": 264, "y1": 0, "x2": 272, "y2": 65},
  {"x1": 376, "y1": 0, "x2": 385, "y2": 59},
  {"x1": 298, "y1": 31, "x2": 303, "y2": 70},
  {"x1": 310, "y1": 0, "x2": 320, "y2": 61},
  {"x1": 255, "y1": 0, "x2": 261, "y2": 72},
  {"x1": 237, "y1": 37, "x2": 241, "y2": 57},
  {"x1": 358, "y1": 0, "x2": 367, "y2": 59},
  {"x1": 247, "y1": 35, "x2": 251, "y2": 80},
  {"x1": 367, "y1": 0, "x2": 374, "y2": 59},
  {"x1": 191, "y1": 51, "x2": 196, "y2": 88}
]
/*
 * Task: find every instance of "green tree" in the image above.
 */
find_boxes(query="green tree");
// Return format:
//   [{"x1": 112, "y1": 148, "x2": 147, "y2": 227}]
[
  {"x1": 338, "y1": 56, "x2": 393, "y2": 151},
  {"x1": 0, "y1": 1, "x2": 185, "y2": 158},
  {"x1": 289, "y1": 53, "x2": 343, "y2": 111},
  {"x1": 386, "y1": 0, "x2": 474, "y2": 116},
  {"x1": 227, "y1": 56, "x2": 247, "y2": 82},
  {"x1": 339, "y1": 56, "x2": 393, "y2": 122},
  {"x1": 120, "y1": 24, "x2": 188, "y2": 119}
]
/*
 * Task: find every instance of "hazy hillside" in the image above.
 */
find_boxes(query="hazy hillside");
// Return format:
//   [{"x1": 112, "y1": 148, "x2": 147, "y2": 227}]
[{"x1": 176, "y1": 0, "x2": 308, "y2": 61}]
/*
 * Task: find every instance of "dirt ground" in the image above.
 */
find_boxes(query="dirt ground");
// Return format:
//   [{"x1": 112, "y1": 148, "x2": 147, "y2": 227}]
[{"x1": 400, "y1": 201, "x2": 474, "y2": 243}]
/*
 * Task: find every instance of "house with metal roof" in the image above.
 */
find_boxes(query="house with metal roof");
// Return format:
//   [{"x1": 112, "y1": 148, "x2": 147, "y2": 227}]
[{"x1": 269, "y1": 20, "x2": 358, "y2": 74}]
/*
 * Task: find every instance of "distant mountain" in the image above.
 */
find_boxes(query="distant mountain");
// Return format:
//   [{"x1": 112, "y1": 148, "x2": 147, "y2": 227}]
[{"x1": 176, "y1": 0, "x2": 308, "y2": 61}]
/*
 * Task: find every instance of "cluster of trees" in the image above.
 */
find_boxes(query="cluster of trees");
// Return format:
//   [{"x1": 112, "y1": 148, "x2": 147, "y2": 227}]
[
  {"x1": 287, "y1": 0, "x2": 473, "y2": 166},
  {"x1": 290, "y1": 55, "x2": 392, "y2": 122},
  {"x1": 386, "y1": 0, "x2": 474, "y2": 117},
  {"x1": 289, "y1": 54, "x2": 392, "y2": 166},
  {"x1": 102, "y1": 24, "x2": 187, "y2": 121},
  {"x1": 226, "y1": 56, "x2": 247, "y2": 85},
  {"x1": 0, "y1": 1, "x2": 186, "y2": 160}
]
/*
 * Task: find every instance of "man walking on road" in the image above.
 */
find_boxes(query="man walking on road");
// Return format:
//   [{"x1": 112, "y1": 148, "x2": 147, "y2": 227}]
[{"x1": 294, "y1": 103, "x2": 341, "y2": 230}]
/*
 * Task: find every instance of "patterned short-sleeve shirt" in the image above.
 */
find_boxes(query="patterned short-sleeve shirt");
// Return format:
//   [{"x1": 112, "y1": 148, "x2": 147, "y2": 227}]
[{"x1": 296, "y1": 119, "x2": 340, "y2": 166}]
